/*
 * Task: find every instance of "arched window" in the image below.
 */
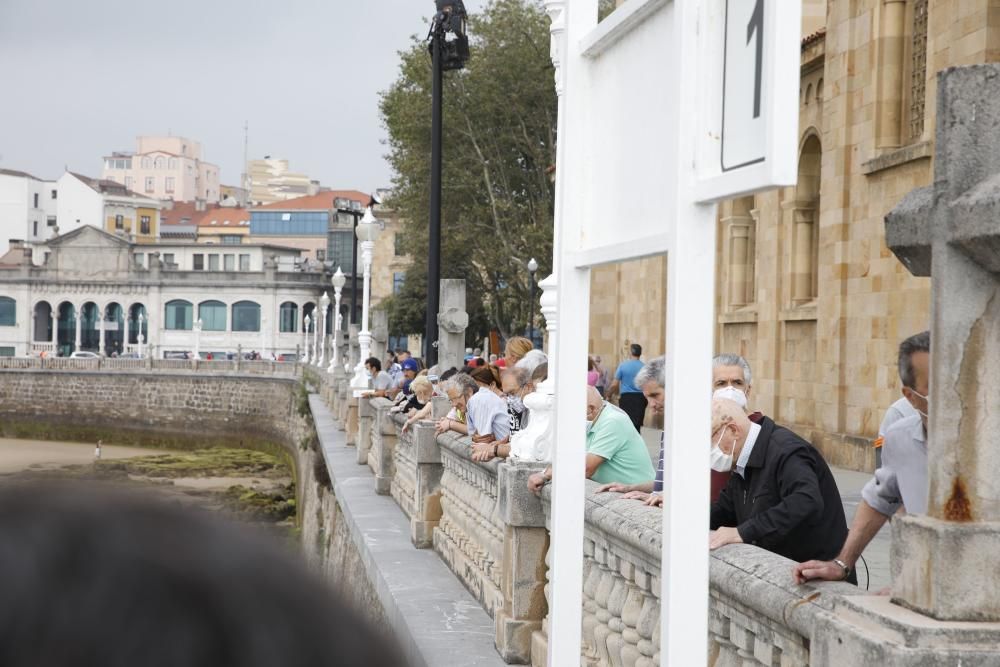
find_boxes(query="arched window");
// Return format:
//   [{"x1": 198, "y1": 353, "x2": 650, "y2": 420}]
[
  {"x1": 791, "y1": 135, "x2": 821, "y2": 304},
  {"x1": 198, "y1": 300, "x2": 227, "y2": 331},
  {"x1": 232, "y1": 301, "x2": 261, "y2": 332},
  {"x1": 154, "y1": 157, "x2": 165, "y2": 170},
  {"x1": 805, "y1": 83, "x2": 812, "y2": 106},
  {"x1": 0, "y1": 297, "x2": 15, "y2": 326},
  {"x1": 165, "y1": 299, "x2": 193, "y2": 330},
  {"x1": 142, "y1": 157, "x2": 152, "y2": 169},
  {"x1": 279, "y1": 302, "x2": 298, "y2": 333}
]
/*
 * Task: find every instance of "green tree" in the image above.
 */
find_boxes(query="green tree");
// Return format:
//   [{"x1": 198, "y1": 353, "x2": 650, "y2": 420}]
[{"x1": 378, "y1": 0, "x2": 556, "y2": 344}]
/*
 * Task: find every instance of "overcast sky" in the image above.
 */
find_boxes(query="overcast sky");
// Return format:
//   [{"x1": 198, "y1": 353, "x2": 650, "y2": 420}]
[{"x1": 0, "y1": 0, "x2": 487, "y2": 192}]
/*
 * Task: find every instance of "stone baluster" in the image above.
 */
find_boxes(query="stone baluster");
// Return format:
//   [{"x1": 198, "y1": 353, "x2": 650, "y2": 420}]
[
  {"x1": 603, "y1": 571, "x2": 629, "y2": 664},
  {"x1": 633, "y1": 583, "x2": 659, "y2": 667},
  {"x1": 616, "y1": 564, "x2": 646, "y2": 666},
  {"x1": 581, "y1": 542, "x2": 603, "y2": 663},
  {"x1": 591, "y1": 548, "x2": 617, "y2": 665}
]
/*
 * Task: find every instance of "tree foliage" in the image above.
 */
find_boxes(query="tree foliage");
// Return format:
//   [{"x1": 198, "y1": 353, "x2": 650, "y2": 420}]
[{"x1": 378, "y1": 0, "x2": 556, "y2": 343}]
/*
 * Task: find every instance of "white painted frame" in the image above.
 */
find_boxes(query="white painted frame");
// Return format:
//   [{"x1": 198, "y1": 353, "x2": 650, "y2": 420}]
[{"x1": 544, "y1": 1, "x2": 799, "y2": 665}]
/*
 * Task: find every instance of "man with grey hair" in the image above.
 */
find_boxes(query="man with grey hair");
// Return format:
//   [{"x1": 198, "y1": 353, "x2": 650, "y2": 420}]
[{"x1": 794, "y1": 330, "x2": 930, "y2": 585}]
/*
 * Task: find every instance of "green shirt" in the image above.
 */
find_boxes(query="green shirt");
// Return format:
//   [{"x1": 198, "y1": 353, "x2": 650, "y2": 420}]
[{"x1": 587, "y1": 404, "x2": 656, "y2": 485}]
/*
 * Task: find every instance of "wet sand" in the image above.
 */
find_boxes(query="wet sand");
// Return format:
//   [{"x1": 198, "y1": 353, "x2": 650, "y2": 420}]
[{"x1": 0, "y1": 438, "x2": 170, "y2": 475}]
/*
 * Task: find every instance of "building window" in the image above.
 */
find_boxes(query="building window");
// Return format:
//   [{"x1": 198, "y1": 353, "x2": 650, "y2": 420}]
[
  {"x1": 51, "y1": 189, "x2": 57, "y2": 199},
  {"x1": 0, "y1": 347, "x2": 14, "y2": 357},
  {"x1": 722, "y1": 196, "x2": 757, "y2": 309},
  {"x1": 239, "y1": 254, "x2": 250, "y2": 271},
  {"x1": 142, "y1": 157, "x2": 152, "y2": 169},
  {"x1": 154, "y1": 157, "x2": 165, "y2": 169},
  {"x1": 393, "y1": 272, "x2": 406, "y2": 295},
  {"x1": 145, "y1": 177, "x2": 155, "y2": 193},
  {"x1": 165, "y1": 177, "x2": 175, "y2": 193},
  {"x1": 327, "y1": 230, "x2": 355, "y2": 274},
  {"x1": 135, "y1": 253, "x2": 145, "y2": 269},
  {"x1": 33, "y1": 193, "x2": 39, "y2": 208},
  {"x1": 115, "y1": 215, "x2": 124, "y2": 230},
  {"x1": 220, "y1": 235, "x2": 242, "y2": 245},
  {"x1": 33, "y1": 221, "x2": 38, "y2": 237},
  {"x1": 208, "y1": 254, "x2": 220, "y2": 271},
  {"x1": 193, "y1": 254, "x2": 204, "y2": 271},
  {"x1": 394, "y1": 233, "x2": 405, "y2": 256},
  {"x1": 47, "y1": 217, "x2": 56, "y2": 227},
  {"x1": 224, "y1": 254, "x2": 235, "y2": 271},
  {"x1": 232, "y1": 301, "x2": 261, "y2": 332},
  {"x1": 163, "y1": 253, "x2": 175, "y2": 266},
  {"x1": 279, "y1": 302, "x2": 298, "y2": 333},
  {"x1": 198, "y1": 300, "x2": 227, "y2": 331},
  {"x1": 164, "y1": 300, "x2": 193, "y2": 330},
  {"x1": 140, "y1": 215, "x2": 151, "y2": 235},
  {"x1": 168, "y1": 158, "x2": 178, "y2": 169},
  {"x1": 0, "y1": 297, "x2": 15, "y2": 326},
  {"x1": 910, "y1": 0, "x2": 929, "y2": 140},
  {"x1": 125, "y1": 176, "x2": 133, "y2": 189}
]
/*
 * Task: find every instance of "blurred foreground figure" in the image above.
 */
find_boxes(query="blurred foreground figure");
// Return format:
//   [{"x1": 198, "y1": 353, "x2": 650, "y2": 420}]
[{"x1": 0, "y1": 482, "x2": 405, "y2": 667}]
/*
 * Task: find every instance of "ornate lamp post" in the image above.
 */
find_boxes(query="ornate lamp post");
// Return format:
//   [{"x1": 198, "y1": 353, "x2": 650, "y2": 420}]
[
  {"x1": 329, "y1": 267, "x2": 346, "y2": 373},
  {"x1": 350, "y1": 207, "x2": 381, "y2": 395},
  {"x1": 318, "y1": 292, "x2": 330, "y2": 367},
  {"x1": 193, "y1": 318, "x2": 203, "y2": 359},
  {"x1": 312, "y1": 308, "x2": 320, "y2": 365},
  {"x1": 302, "y1": 314, "x2": 312, "y2": 363},
  {"x1": 527, "y1": 257, "x2": 538, "y2": 345}
]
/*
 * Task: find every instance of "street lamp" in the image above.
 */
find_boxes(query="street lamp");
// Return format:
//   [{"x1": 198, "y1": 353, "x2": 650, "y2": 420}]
[
  {"x1": 329, "y1": 267, "x2": 346, "y2": 373},
  {"x1": 302, "y1": 314, "x2": 311, "y2": 363},
  {"x1": 312, "y1": 303, "x2": 321, "y2": 366},
  {"x1": 318, "y1": 292, "x2": 330, "y2": 367},
  {"x1": 350, "y1": 207, "x2": 381, "y2": 395},
  {"x1": 137, "y1": 312, "x2": 145, "y2": 358},
  {"x1": 424, "y1": 0, "x2": 470, "y2": 368},
  {"x1": 334, "y1": 197, "x2": 365, "y2": 327},
  {"x1": 527, "y1": 257, "x2": 538, "y2": 345},
  {"x1": 193, "y1": 318, "x2": 203, "y2": 359}
]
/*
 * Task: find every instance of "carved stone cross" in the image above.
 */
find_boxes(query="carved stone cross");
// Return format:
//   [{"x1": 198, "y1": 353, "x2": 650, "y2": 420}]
[
  {"x1": 885, "y1": 64, "x2": 1000, "y2": 621},
  {"x1": 436, "y1": 278, "x2": 468, "y2": 372}
]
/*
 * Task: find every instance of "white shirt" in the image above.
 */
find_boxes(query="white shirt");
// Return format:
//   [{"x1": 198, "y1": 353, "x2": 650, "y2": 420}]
[
  {"x1": 373, "y1": 370, "x2": 393, "y2": 391},
  {"x1": 862, "y1": 414, "x2": 927, "y2": 516},
  {"x1": 466, "y1": 387, "x2": 510, "y2": 441},
  {"x1": 878, "y1": 397, "x2": 918, "y2": 437},
  {"x1": 735, "y1": 422, "x2": 762, "y2": 479}
]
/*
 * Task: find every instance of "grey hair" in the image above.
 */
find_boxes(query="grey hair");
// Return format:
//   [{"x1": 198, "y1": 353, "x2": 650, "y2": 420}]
[
  {"x1": 712, "y1": 353, "x2": 752, "y2": 386},
  {"x1": 450, "y1": 372, "x2": 479, "y2": 397},
  {"x1": 515, "y1": 349, "x2": 548, "y2": 376},
  {"x1": 504, "y1": 366, "x2": 531, "y2": 389},
  {"x1": 898, "y1": 330, "x2": 930, "y2": 389},
  {"x1": 634, "y1": 355, "x2": 665, "y2": 389}
]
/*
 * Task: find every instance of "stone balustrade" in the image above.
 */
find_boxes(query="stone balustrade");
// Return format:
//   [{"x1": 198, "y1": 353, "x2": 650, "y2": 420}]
[
  {"x1": 333, "y1": 392, "x2": 864, "y2": 665},
  {"x1": 0, "y1": 356, "x2": 302, "y2": 375}
]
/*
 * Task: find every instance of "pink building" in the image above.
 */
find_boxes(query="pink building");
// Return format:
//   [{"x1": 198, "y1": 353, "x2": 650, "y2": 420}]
[{"x1": 102, "y1": 136, "x2": 221, "y2": 204}]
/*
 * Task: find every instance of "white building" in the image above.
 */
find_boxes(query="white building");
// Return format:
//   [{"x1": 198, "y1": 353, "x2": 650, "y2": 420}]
[
  {"x1": 0, "y1": 169, "x2": 59, "y2": 254},
  {"x1": 247, "y1": 158, "x2": 319, "y2": 206},
  {"x1": 55, "y1": 172, "x2": 163, "y2": 243},
  {"x1": 102, "y1": 136, "x2": 221, "y2": 203},
  {"x1": 0, "y1": 225, "x2": 352, "y2": 359}
]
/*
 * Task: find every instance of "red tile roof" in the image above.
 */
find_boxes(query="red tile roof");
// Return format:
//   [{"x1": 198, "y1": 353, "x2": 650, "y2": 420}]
[
  {"x1": 159, "y1": 201, "x2": 203, "y2": 226},
  {"x1": 255, "y1": 189, "x2": 371, "y2": 211},
  {"x1": 195, "y1": 207, "x2": 251, "y2": 227},
  {"x1": 802, "y1": 27, "x2": 826, "y2": 49}
]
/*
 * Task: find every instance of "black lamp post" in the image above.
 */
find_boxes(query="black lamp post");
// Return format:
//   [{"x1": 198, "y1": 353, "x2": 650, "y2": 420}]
[
  {"x1": 527, "y1": 257, "x2": 538, "y2": 346},
  {"x1": 424, "y1": 0, "x2": 469, "y2": 367}
]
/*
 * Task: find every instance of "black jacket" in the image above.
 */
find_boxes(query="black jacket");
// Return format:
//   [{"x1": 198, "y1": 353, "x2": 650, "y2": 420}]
[{"x1": 710, "y1": 417, "x2": 848, "y2": 565}]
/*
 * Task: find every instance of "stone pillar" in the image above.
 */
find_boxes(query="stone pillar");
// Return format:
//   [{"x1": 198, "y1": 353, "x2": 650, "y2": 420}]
[
  {"x1": 357, "y1": 396, "x2": 374, "y2": 465},
  {"x1": 371, "y1": 309, "x2": 389, "y2": 364},
  {"x1": 74, "y1": 304, "x2": 82, "y2": 352},
  {"x1": 875, "y1": 0, "x2": 907, "y2": 148},
  {"x1": 348, "y1": 324, "x2": 360, "y2": 370},
  {"x1": 50, "y1": 311, "x2": 57, "y2": 347},
  {"x1": 98, "y1": 312, "x2": 106, "y2": 355},
  {"x1": 373, "y1": 401, "x2": 398, "y2": 495},
  {"x1": 495, "y1": 461, "x2": 550, "y2": 662},
  {"x1": 811, "y1": 64, "x2": 1000, "y2": 666},
  {"x1": 437, "y1": 279, "x2": 468, "y2": 372},
  {"x1": 409, "y1": 420, "x2": 444, "y2": 548}
]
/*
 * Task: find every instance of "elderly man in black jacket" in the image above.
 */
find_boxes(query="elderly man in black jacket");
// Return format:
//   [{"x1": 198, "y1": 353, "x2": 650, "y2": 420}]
[{"x1": 708, "y1": 398, "x2": 851, "y2": 578}]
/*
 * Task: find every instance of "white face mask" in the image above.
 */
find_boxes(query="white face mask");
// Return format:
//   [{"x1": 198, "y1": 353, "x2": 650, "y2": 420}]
[
  {"x1": 585, "y1": 419, "x2": 594, "y2": 433},
  {"x1": 910, "y1": 389, "x2": 930, "y2": 420},
  {"x1": 710, "y1": 426, "x2": 735, "y2": 472},
  {"x1": 713, "y1": 386, "x2": 748, "y2": 409}
]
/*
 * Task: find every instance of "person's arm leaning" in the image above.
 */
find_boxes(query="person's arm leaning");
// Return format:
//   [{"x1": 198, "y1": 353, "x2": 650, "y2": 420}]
[{"x1": 792, "y1": 500, "x2": 890, "y2": 583}]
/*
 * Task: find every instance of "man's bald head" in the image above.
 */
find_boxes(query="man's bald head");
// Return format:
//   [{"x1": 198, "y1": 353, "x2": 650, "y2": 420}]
[
  {"x1": 711, "y1": 398, "x2": 750, "y2": 435},
  {"x1": 586, "y1": 385, "x2": 604, "y2": 411}
]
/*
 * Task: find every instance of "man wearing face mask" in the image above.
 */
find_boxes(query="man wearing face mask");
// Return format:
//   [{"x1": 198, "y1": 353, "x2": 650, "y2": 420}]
[
  {"x1": 527, "y1": 386, "x2": 654, "y2": 493},
  {"x1": 708, "y1": 397, "x2": 850, "y2": 575},
  {"x1": 470, "y1": 367, "x2": 534, "y2": 462},
  {"x1": 793, "y1": 331, "x2": 929, "y2": 585}
]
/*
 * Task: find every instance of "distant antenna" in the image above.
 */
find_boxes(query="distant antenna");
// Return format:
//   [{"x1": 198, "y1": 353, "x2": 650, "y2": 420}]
[{"x1": 243, "y1": 120, "x2": 249, "y2": 197}]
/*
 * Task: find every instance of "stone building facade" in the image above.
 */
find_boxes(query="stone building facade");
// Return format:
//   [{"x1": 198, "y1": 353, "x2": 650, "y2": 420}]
[{"x1": 588, "y1": 0, "x2": 998, "y2": 470}]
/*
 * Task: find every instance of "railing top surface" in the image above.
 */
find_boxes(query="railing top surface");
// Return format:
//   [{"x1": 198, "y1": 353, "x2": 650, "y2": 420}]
[{"x1": 0, "y1": 357, "x2": 302, "y2": 377}]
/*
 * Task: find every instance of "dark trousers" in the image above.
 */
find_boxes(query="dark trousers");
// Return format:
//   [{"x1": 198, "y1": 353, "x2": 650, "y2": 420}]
[{"x1": 618, "y1": 392, "x2": 647, "y2": 432}]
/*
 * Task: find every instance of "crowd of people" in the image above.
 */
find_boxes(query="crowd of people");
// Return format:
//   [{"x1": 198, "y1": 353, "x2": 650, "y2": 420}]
[{"x1": 362, "y1": 329, "x2": 932, "y2": 590}]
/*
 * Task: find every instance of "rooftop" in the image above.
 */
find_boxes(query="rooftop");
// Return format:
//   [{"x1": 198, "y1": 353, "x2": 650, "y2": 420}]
[{"x1": 254, "y1": 189, "x2": 371, "y2": 211}]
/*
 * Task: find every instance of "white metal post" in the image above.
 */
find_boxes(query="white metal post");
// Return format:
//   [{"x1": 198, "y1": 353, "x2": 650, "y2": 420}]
[
  {"x1": 329, "y1": 270, "x2": 344, "y2": 374},
  {"x1": 302, "y1": 313, "x2": 311, "y2": 363}
]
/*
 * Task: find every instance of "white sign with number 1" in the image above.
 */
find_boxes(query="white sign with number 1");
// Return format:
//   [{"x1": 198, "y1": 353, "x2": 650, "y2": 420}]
[{"x1": 722, "y1": 0, "x2": 766, "y2": 170}]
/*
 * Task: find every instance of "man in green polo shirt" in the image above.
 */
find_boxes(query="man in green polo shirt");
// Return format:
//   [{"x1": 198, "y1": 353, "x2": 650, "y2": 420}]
[{"x1": 528, "y1": 386, "x2": 655, "y2": 492}]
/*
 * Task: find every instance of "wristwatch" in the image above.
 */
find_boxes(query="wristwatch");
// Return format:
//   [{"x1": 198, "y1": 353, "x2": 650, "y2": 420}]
[
  {"x1": 492, "y1": 443, "x2": 499, "y2": 458},
  {"x1": 833, "y1": 559, "x2": 852, "y2": 580}
]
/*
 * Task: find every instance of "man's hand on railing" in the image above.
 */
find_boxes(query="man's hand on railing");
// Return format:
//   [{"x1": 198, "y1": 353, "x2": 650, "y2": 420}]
[
  {"x1": 643, "y1": 493, "x2": 663, "y2": 508},
  {"x1": 792, "y1": 560, "x2": 848, "y2": 584},
  {"x1": 595, "y1": 482, "x2": 635, "y2": 494},
  {"x1": 709, "y1": 527, "x2": 743, "y2": 550},
  {"x1": 469, "y1": 441, "x2": 496, "y2": 462}
]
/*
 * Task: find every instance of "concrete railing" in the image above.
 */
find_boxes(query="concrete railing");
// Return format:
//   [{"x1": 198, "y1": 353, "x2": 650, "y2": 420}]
[
  {"x1": 333, "y1": 391, "x2": 861, "y2": 666},
  {"x1": 0, "y1": 356, "x2": 303, "y2": 375}
]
